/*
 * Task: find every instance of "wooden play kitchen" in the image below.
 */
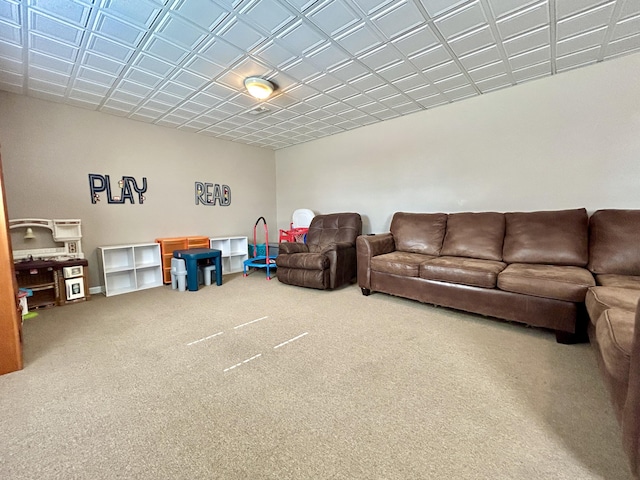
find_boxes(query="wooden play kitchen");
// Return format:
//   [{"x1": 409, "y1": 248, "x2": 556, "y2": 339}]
[
  {"x1": 14, "y1": 258, "x2": 90, "y2": 309},
  {"x1": 10, "y1": 218, "x2": 90, "y2": 309}
]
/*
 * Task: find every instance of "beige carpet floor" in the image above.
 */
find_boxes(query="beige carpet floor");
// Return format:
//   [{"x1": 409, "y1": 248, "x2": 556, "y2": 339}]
[{"x1": 0, "y1": 272, "x2": 632, "y2": 479}]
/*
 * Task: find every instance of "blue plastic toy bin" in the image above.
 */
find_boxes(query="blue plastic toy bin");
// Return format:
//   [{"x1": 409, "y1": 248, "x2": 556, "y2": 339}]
[{"x1": 249, "y1": 243, "x2": 279, "y2": 258}]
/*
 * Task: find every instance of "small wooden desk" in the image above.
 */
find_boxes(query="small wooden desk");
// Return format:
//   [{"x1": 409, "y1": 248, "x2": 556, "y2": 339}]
[{"x1": 173, "y1": 249, "x2": 222, "y2": 291}]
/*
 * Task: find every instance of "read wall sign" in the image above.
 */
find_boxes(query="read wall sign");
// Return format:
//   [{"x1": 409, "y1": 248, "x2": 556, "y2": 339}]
[{"x1": 195, "y1": 182, "x2": 231, "y2": 206}]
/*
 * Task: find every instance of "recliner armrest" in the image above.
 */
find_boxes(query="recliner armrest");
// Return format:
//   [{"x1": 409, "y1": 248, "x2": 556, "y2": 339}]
[
  {"x1": 319, "y1": 242, "x2": 354, "y2": 254},
  {"x1": 279, "y1": 242, "x2": 309, "y2": 254}
]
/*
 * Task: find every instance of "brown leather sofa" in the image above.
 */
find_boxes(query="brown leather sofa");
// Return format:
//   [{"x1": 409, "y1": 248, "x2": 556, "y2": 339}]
[
  {"x1": 584, "y1": 209, "x2": 640, "y2": 479},
  {"x1": 276, "y1": 212, "x2": 362, "y2": 290},
  {"x1": 357, "y1": 208, "x2": 595, "y2": 343}
]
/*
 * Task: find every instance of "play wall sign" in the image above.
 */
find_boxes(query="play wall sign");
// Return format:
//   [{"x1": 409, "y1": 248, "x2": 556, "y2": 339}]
[{"x1": 89, "y1": 174, "x2": 147, "y2": 204}]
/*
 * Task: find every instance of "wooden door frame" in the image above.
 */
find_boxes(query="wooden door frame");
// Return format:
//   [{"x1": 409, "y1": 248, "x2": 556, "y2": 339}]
[{"x1": 0, "y1": 149, "x2": 23, "y2": 374}]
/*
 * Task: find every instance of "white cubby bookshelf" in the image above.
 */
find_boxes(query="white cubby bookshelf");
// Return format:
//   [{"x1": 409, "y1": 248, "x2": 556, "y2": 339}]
[
  {"x1": 98, "y1": 243, "x2": 162, "y2": 296},
  {"x1": 209, "y1": 236, "x2": 248, "y2": 274}
]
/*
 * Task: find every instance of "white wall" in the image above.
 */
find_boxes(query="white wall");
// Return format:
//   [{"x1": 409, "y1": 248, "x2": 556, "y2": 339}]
[
  {"x1": 275, "y1": 52, "x2": 640, "y2": 234},
  {"x1": 0, "y1": 92, "x2": 276, "y2": 287}
]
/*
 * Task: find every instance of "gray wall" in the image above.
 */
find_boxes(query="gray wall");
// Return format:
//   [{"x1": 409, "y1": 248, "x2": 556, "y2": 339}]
[
  {"x1": 275, "y1": 51, "x2": 640, "y2": 234},
  {"x1": 0, "y1": 92, "x2": 276, "y2": 288},
  {"x1": 2, "y1": 52, "x2": 640, "y2": 289}
]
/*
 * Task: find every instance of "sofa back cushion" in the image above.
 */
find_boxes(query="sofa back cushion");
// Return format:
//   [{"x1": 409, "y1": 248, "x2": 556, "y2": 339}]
[
  {"x1": 440, "y1": 212, "x2": 505, "y2": 261},
  {"x1": 390, "y1": 212, "x2": 447, "y2": 255},
  {"x1": 588, "y1": 209, "x2": 640, "y2": 275},
  {"x1": 502, "y1": 208, "x2": 589, "y2": 266}
]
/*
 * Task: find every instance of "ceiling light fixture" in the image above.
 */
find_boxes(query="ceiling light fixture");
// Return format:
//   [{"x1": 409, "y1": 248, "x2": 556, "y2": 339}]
[{"x1": 244, "y1": 77, "x2": 274, "y2": 100}]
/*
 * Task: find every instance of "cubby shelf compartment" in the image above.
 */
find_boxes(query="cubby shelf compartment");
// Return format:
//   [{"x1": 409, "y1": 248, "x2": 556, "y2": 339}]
[
  {"x1": 98, "y1": 243, "x2": 162, "y2": 297},
  {"x1": 209, "y1": 236, "x2": 248, "y2": 274}
]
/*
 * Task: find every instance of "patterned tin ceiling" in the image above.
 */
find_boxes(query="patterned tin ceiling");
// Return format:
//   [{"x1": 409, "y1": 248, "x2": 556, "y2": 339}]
[{"x1": 0, "y1": 0, "x2": 639, "y2": 149}]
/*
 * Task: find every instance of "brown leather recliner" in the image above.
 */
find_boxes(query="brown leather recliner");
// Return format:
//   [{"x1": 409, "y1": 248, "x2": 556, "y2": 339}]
[{"x1": 275, "y1": 212, "x2": 362, "y2": 290}]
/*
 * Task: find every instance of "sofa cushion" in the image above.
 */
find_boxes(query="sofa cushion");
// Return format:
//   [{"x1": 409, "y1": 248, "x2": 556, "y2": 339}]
[
  {"x1": 419, "y1": 256, "x2": 506, "y2": 288},
  {"x1": 440, "y1": 212, "x2": 505, "y2": 261},
  {"x1": 497, "y1": 263, "x2": 595, "y2": 302},
  {"x1": 596, "y1": 274, "x2": 640, "y2": 290},
  {"x1": 588, "y1": 209, "x2": 640, "y2": 275},
  {"x1": 390, "y1": 212, "x2": 447, "y2": 255},
  {"x1": 585, "y1": 287, "x2": 640, "y2": 325},
  {"x1": 275, "y1": 252, "x2": 328, "y2": 270},
  {"x1": 595, "y1": 308, "x2": 635, "y2": 383},
  {"x1": 502, "y1": 208, "x2": 589, "y2": 266},
  {"x1": 371, "y1": 251, "x2": 435, "y2": 277}
]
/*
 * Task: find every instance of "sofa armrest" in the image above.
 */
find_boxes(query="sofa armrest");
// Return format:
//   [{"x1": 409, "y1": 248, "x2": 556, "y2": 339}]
[
  {"x1": 279, "y1": 242, "x2": 309, "y2": 254},
  {"x1": 356, "y1": 233, "x2": 395, "y2": 291},
  {"x1": 622, "y1": 299, "x2": 640, "y2": 478}
]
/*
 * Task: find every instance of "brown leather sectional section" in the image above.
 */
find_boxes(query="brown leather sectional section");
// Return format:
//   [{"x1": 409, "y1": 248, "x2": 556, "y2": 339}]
[
  {"x1": 583, "y1": 210, "x2": 640, "y2": 480},
  {"x1": 357, "y1": 208, "x2": 640, "y2": 479},
  {"x1": 357, "y1": 208, "x2": 594, "y2": 342}
]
